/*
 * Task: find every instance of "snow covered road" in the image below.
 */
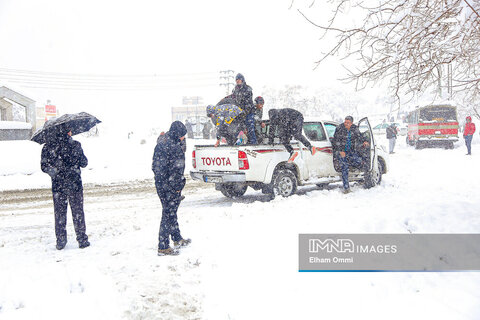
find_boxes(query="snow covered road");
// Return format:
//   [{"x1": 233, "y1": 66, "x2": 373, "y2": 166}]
[{"x1": 1, "y1": 139, "x2": 480, "y2": 319}]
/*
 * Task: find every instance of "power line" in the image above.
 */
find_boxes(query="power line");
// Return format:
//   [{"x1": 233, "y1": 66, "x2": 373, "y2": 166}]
[
  {"x1": 0, "y1": 67, "x2": 218, "y2": 79},
  {"x1": 19, "y1": 83, "x2": 219, "y2": 91},
  {"x1": 0, "y1": 67, "x2": 222, "y2": 91}
]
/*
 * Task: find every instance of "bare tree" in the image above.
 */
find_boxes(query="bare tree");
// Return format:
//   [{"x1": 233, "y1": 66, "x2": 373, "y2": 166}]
[{"x1": 298, "y1": 0, "x2": 480, "y2": 109}]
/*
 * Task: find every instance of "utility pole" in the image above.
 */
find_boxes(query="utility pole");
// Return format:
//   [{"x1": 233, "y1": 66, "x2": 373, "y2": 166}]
[{"x1": 219, "y1": 70, "x2": 235, "y2": 95}]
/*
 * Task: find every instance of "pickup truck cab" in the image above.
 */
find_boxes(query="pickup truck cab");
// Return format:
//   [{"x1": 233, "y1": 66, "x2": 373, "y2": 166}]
[{"x1": 190, "y1": 117, "x2": 388, "y2": 198}]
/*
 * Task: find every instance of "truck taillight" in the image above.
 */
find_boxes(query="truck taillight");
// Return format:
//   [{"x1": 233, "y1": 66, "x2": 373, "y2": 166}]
[
  {"x1": 192, "y1": 150, "x2": 196, "y2": 168},
  {"x1": 238, "y1": 150, "x2": 249, "y2": 170}
]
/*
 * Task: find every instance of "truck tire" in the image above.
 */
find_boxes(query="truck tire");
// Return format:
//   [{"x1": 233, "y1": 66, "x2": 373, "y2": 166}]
[
  {"x1": 220, "y1": 183, "x2": 248, "y2": 198},
  {"x1": 364, "y1": 161, "x2": 383, "y2": 189},
  {"x1": 444, "y1": 141, "x2": 454, "y2": 149},
  {"x1": 272, "y1": 169, "x2": 297, "y2": 197},
  {"x1": 407, "y1": 136, "x2": 415, "y2": 146}
]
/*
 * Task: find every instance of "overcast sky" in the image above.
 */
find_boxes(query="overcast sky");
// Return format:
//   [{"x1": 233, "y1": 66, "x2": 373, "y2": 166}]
[{"x1": 0, "y1": 0, "x2": 358, "y2": 130}]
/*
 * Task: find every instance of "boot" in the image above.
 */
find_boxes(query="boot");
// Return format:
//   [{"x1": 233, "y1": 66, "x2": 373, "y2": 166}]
[
  {"x1": 79, "y1": 240, "x2": 90, "y2": 249},
  {"x1": 158, "y1": 247, "x2": 179, "y2": 256},
  {"x1": 56, "y1": 239, "x2": 67, "y2": 250},
  {"x1": 174, "y1": 238, "x2": 192, "y2": 248}
]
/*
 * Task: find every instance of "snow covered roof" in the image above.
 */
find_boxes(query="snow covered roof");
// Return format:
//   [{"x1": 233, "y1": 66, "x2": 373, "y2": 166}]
[
  {"x1": 0, "y1": 81, "x2": 38, "y2": 103},
  {"x1": 0, "y1": 121, "x2": 32, "y2": 129}
]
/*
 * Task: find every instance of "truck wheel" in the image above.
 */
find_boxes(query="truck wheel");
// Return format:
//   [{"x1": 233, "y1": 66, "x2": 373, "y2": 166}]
[
  {"x1": 272, "y1": 169, "x2": 297, "y2": 197},
  {"x1": 364, "y1": 161, "x2": 383, "y2": 189},
  {"x1": 220, "y1": 183, "x2": 248, "y2": 198},
  {"x1": 407, "y1": 136, "x2": 415, "y2": 146}
]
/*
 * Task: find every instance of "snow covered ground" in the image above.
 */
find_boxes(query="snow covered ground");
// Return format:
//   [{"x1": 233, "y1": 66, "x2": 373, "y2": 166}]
[{"x1": 1, "y1": 135, "x2": 480, "y2": 319}]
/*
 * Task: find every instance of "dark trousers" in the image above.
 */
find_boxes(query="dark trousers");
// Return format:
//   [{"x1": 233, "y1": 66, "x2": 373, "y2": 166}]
[
  {"x1": 245, "y1": 113, "x2": 257, "y2": 144},
  {"x1": 282, "y1": 124, "x2": 312, "y2": 155},
  {"x1": 465, "y1": 135, "x2": 473, "y2": 154},
  {"x1": 156, "y1": 188, "x2": 182, "y2": 250},
  {"x1": 52, "y1": 189, "x2": 88, "y2": 243},
  {"x1": 339, "y1": 152, "x2": 364, "y2": 190}
]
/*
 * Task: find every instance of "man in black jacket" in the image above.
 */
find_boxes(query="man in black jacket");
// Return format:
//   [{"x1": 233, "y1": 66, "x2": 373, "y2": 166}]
[
  {"x1": 332, "y1": 116, "x2": 369, "y2": 193},
  {"x1": 386, "y1": 123, "x2": 398, "y2": 154},
  {"x1": 41, "y1": 125, "x2": 90, "y2": 250},
  {"x1": 152, "y1": 121, "x2": 191, "y2": 256},
  {"x1": 268, "y1": 108, "x2": 316, "y2": 162},
  {"x1": 231, "y1": 73, "x2": 256, "y2": 144}
]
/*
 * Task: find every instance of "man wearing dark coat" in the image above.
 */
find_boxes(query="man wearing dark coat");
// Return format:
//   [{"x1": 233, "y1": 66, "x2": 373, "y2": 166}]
[
  {"x1": 152, "y1": 121, "x2": 191, "y2": 256},
  {"x1": 268, "y1": 108, "x2": 316, "y2": 162},
  {"x1": 386, "y1": 123, "x2": 398, "y2": 154},
  {"x1": 332, "y1": 116, "x2": 369, "y2": 193},
  {"x1": 230, "y1": 73, "x2": 256, "y2": 144},
  {"x1": 40, "y1": 125, "x2": 90, "y2": 250}
]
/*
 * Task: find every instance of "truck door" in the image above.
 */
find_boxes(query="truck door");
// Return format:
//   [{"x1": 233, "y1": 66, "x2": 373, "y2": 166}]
[
  {"x1": 357, "y1": 117, "x2": 375, "y2": 172},
  {"x1": 302, "y1": 122, "x2": 335, "y2": 178}
]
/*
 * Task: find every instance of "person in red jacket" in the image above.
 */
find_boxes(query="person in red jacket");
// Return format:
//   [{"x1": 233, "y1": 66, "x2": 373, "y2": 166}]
[{"x1": 463, "y1": 116, "x2": 476, "y2": 155}]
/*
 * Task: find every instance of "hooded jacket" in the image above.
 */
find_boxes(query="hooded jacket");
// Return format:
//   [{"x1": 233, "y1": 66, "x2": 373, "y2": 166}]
[
  {"x1": 41, "y1": 128, "x2": 88, "y2": 193},
  {"x1": 464, "y1": 116, "x2": 476, "y2": 136},
  {"x1": 152, "y1": 121, "x2": 187, "y2": 193}
]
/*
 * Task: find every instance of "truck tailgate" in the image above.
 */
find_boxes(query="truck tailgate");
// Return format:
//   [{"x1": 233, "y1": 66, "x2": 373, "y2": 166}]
[{"x1": 195, "y1": 147, "x2": 239, "y2": 171}]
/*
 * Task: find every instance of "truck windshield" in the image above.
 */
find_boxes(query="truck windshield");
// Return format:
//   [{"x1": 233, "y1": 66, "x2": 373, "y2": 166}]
[{"x1": 419, "y1": 106, "x2": 457, "y2": 122}]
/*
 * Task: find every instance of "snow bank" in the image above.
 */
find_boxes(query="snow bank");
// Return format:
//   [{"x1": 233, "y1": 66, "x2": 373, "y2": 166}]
[{"x1": 1, "y1": 136, "x2": 480, "y2": 319}]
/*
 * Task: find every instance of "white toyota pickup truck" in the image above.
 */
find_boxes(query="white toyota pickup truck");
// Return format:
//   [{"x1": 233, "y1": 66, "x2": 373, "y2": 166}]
[{"x1": 190, "y1": 117, "x2": 389, "y2": 198}]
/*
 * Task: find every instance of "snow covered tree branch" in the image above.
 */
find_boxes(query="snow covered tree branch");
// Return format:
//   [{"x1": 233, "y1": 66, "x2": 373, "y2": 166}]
[{"x1": 299, "y1": 0, "x2": 480, "y2": 105}]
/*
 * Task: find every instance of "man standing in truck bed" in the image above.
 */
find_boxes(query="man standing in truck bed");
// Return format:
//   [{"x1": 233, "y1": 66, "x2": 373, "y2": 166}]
[{"x1": 267, "y1": 108, "x2": 316, "y2": 162}]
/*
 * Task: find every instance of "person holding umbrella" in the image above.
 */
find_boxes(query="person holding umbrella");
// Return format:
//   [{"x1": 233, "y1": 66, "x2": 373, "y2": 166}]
[{"x1": 34, "y1": 112, "x2": 100, "y2": 250}]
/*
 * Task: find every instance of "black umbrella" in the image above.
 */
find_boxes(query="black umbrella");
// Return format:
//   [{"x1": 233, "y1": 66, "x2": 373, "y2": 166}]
[{"x1": 31, "y1": 112, "x2": 101, "y2": 144}]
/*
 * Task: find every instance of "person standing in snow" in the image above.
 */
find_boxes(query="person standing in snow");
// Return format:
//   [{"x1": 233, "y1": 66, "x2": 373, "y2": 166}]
[
  {"x1": 185, "y1": 120, "x2": 194, "y2": 139},
  {"x1": 267, "y1": 108, "x2": 316, "y2": 162},
  {"x1": 152, "y1": 121, "x2": 191, "y2": 256},
  {"x1": 386, "y1": 123, "x2": 398, "y2": 154},
  {"x1": 463, "y1": 116, "x2": 476, "y2": 155},
  {"x1": 202, "y1": 121, "x2": 212, "y2": 139},
  {"x1": 40, "y1": 125, "x2": 90, "y2": 250},
  {"x1": 332, "y1": 116, "x2": 370, "y2": 194},
  {"x1": 230, "y1": 73, "x2": 257, "y2": 144}
]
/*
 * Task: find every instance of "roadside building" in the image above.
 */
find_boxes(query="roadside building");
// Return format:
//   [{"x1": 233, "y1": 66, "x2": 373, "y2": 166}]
[{"x1": 0, "y1": 86, "x2": 36, "y2": 141}]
